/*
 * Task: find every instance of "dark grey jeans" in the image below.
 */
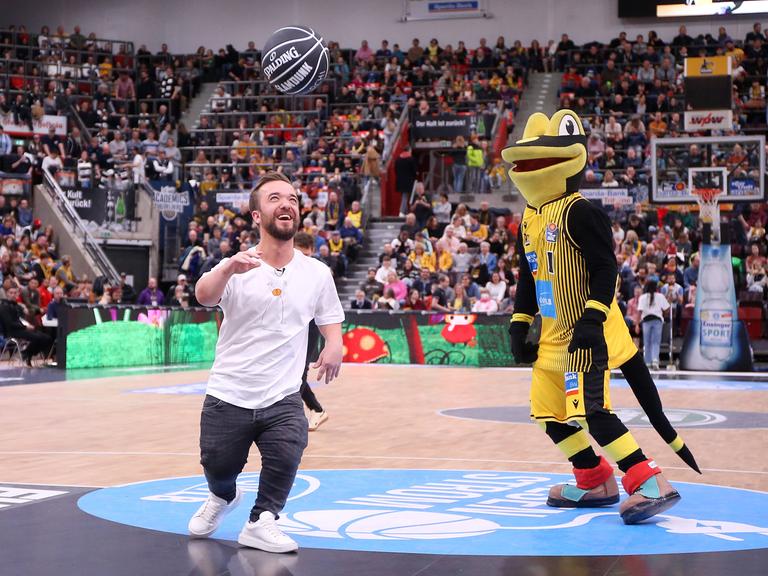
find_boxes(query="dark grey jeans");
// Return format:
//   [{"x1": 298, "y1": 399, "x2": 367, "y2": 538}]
[{"x1": 199, "y1": 391, "x2": 308, "y2": 521}]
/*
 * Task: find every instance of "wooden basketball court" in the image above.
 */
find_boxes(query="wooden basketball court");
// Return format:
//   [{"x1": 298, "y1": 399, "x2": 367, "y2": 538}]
[{"x1": 1, "y1": 364, "x2": 767, "y2": 575}]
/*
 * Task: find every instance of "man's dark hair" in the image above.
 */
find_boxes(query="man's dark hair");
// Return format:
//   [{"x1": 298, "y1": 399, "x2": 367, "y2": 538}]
[
  {"x1": 249, "y1": 172, "x2": 293, "y2": 212},
  {"x1": 294, "y1": 231, "x2": 314, "y2": 250}
]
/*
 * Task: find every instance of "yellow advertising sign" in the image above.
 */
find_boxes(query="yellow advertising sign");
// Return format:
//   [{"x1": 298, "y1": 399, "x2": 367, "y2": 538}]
[{"x1": 684, "y1": 56, "x2": 732, "y2": 77}]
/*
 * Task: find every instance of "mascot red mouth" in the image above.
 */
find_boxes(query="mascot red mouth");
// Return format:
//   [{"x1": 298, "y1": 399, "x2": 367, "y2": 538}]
[{"x1": 512, "y1": 157, "x2": 572, "y2": 172}]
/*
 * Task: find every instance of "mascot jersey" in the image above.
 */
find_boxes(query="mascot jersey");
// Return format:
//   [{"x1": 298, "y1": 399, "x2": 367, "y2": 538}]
[
  {"x1": 519, "y1": 193, "x2": 635, "y2": 372},
  {"x1": 504, "y1": 109, "x2": 635, "y2": 372}
]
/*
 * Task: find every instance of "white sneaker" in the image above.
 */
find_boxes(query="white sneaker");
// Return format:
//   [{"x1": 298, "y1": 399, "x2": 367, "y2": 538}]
[
  {"x1": 238, "y1": 511, "x2": 298, "y2": 553},
  {"x1": 188, "y1": 488, "x2": 242, "y2": 538},
  {"x1": 308, "y1": 410, "x2": 329, "y2": 431}
]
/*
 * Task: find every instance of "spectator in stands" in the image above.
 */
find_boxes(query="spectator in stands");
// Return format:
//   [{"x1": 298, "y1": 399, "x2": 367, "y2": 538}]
[
  {"x1": 137, "y1": 276, "x2": 164, "y2": 306},
  {"x1": 41, "y1": 148, "x2": 63, "y2": 174},
  {"x1": 117, "y1": 273, "x2": 136, "y2": 303},
  {"x1": 485, "y1": 271, "x2": 507, "y2": 304},
  {"x1": 361, "y1": 267, "x2": 383, "y2": 301},
  {"x1": 152, "y1": 149, "x2": 175, "y2": 182},
  {"x1": 499, "y1": 285, "x2": 516, "y2": 313},
  {"x1": 355, "y1": 40, "x2": 374, "y2": 66},
  {"x1": 325, "y1": 191, "x2": 343, "y2": 230},
  {"x1": 403, "y1": 288, "x2": 428, "y2": 311},
  {"x1": 0, "y1": 126, "x2": 11, "y2": 156},
  {"x1": 451, "y1": 135, "x2": 468, "y2": 193},
  {"x1": 478, "y1": 241, "x2": 497, "y2": 271},
  {"x1": 0, "y1": 285, "x2": 52, "y2": 366},
  {"x1": 170, "y1": 285, "x2": 189, "y2": 308},
  {"x1": 376, "y1": 288, "x2": 400, "y2": 310},
  {"x1": 350, "y1": 289, "x2": 373, "y2": 310},
  {"x1": 747, "y1": 262, "x2": 767, "y2": 296},
  {"x1": 45, "y1": 285, "x2": 65, "y2": 323},
  {"x1": 430, "y1": 274, "x2": 453, "y2": 312},
  {"x1": 167, "y1": 273, "x2": 193, "y2": 302},
  {"x1": 54, "y1": 255, "x2": 76, "y2": 291},
  {"x1": 746, "y1": 243, "x2": 766, "y2": 271},
  {"x1": 682, "y1": 248, "x2": 701, "y2": 292},
  {"x1": 472, "y1": 288, "x2": 498, "y2": 313},
  {"x1": 395, "y1": 145, "x2": 418, "y2": 217},
  {"x1": 385, "y1": 270, "x2": 408, "y2": 303},
  {"x1": 638, "y1": 279, "x2": 669, "y2": 369},
  {"x1": 460, "y1": 273, "x2": 481, "y2": 304},
  {"x1": 555, "y1": 33, "x2": 575, "y2": 71},
  {"x1": 661, "y1": 272, "x2": 684, "y2": 333},
  {"x1": 375, "y1": 254, "x2": 396, "y2": 285},
  {"x1": 409, "y1": 182, "x2": 432, "y2": 228},
  {"x1": 16, "y1": 199, "x2": 33, "y2": 228}
]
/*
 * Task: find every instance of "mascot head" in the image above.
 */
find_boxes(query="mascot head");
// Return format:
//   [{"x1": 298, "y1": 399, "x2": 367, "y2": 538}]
[{"x1": 501, "y1": 109, "x2": 587, "y2": 208}]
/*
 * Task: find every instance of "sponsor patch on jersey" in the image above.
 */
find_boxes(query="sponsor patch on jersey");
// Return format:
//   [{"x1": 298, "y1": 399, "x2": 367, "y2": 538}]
[
  {"x1": 565, "y1": 372, "x2": 580, "y2": 396},
  {"x1": 545, "y1": 223, "x2": 559, "y2": 243},
  {"x1": 525, "y1": 251, "x2": 538, "y2": 275},
  {"x1": 535, "y1": 280, "x2": 556, "y2": 318}
]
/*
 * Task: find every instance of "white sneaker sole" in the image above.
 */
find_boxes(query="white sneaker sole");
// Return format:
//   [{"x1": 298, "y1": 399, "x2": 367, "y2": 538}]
[
  {"x1": 237, "y1": 531, "x2": 298, "y2": 553},
  {"x1": 188, "y1": 489, "x2": 242, "y2": 538}
]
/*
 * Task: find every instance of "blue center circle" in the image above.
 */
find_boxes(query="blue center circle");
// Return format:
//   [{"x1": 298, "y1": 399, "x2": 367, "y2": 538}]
[{"x1": 78, "y1": 469, "x2": 768, "y2": 556}]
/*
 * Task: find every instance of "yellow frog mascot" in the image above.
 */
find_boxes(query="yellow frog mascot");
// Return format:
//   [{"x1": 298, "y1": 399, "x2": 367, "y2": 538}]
[{"x1": 502, "y1": 110, "x2": 697, "y2": 524}]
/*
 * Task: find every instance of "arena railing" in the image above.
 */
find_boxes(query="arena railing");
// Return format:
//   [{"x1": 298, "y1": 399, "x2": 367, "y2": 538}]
[
  {"x1": 41, "y1": 167, "x2": 121, "y2": 284},
  {"x1": 0, "y1": 33, "x2": 135, "y2": 58},
  {"x1": 182, "y1": 161, "x2": 292, "y2": 181}
]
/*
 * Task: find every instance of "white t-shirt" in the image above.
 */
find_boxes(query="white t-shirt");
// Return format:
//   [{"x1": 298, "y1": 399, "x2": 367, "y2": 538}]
[
  {"x1": 638, "y1": 291, "x2": 670, "y2": 321},
  {"x1": 205, "y1": 249, "x2": 344, "y2": 409}
]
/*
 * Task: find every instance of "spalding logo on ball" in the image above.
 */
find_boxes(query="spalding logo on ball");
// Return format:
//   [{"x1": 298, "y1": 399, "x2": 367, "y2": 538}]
[{"x1": 262, "y1": 25, "x2": 329, "y2": 95}]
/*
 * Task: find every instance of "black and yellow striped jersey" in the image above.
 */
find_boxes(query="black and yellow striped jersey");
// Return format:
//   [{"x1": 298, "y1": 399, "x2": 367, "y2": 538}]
[{"x1": 515, "y1": 193, "x2": 636, "y2": 372}]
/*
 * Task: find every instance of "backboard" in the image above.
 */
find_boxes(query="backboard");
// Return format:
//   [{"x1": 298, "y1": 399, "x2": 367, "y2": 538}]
[{"x1": 650, "y1": 135, "x2": 765, "y2": 204}]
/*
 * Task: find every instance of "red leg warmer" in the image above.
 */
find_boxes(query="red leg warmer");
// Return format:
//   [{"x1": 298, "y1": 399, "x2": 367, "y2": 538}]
[
  {"x1": 622, "y1": 460, "x2": 662, "y2": 495},
  {"x1": 574, "y1": 456, "x2": 614, "y2": 490}
]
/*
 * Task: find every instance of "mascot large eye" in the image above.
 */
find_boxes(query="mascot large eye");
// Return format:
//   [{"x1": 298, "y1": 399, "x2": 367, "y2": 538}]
[{"x1": 558, "y1": 115, "x2": 578, "y2": 136}]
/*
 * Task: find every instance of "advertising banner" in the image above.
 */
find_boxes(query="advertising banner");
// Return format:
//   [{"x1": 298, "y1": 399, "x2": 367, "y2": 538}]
[
  {"x1": 60, "y1": 305, "x2": 220, "y2": 368},
  {"x1": 580, "y1": 187, "x2": 634, "y2": 205},
  {"x1": 152, "y1": 183, "x2": 191, "y2": 221},
  {"x1": 411, "y1": 114, "x2": 472, "y2": 140},
  {"x1": 684, "y1": 110, "x2": 733, "y2": 131},
  {"x1": 58, "y1": 171, "x2": 136, "y2": 234},
  {"x1": 404, "y1": 0, "x2": 487, "y2": 20},
  {"x1": 59, "y1": 307, "x2": 516, "y2": 369},
  {"x1": 684, "y1": 56, "x2": 732, "y2": 77},
  {"x1": 679, "y1": 244, "x2": 753, "y2": 371},
  {"x1": 0, "y1": 114, "x2": 68, "y2": 136}
]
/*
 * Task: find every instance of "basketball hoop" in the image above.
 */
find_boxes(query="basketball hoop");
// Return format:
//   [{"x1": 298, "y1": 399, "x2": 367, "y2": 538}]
[{"x1": 691, "y1": 187, "x2": 722, "y2": 225}]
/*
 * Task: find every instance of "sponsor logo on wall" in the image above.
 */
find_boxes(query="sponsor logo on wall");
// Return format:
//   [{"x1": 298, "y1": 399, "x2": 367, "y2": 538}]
[{"x1": 684, "y1": 110, "x2": 733, "y2": 131}]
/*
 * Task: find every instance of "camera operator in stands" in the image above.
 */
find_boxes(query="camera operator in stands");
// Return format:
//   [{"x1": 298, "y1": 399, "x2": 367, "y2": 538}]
[{"x1": 0, "y1": 285, "x2": 52, "y2": 366}]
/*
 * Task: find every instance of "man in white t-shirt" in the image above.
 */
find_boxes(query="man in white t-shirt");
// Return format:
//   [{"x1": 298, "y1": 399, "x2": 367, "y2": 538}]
[{"x1": 188, "y1": 172, "x2": 344, "y2": 553}]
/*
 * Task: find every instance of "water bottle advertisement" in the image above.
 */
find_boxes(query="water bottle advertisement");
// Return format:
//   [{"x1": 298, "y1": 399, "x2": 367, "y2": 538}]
[{"x1": 679, "y1": 244, "x2": 754, "y2": 371}]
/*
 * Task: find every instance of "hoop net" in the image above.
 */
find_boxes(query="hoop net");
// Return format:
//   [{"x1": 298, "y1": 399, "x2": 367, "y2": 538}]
[{"x1": 691, "y1": 187, "x2": 722, "y2": 224}]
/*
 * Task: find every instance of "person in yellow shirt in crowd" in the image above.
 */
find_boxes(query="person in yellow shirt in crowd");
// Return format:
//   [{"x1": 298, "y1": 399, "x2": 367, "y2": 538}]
[
  {"x1": 437, "y1": 247, "x2": 453, "y2": 274},
  {"x1": 648, "y1": 112, "x2": 667, "y2": 138},
  {"x1": 408, "y1": 242, "x2": 436, "y2": 272},
  {"x1": 346, "y1": 200, "x2": 364, "y2": 230},
  {"x1": 55, "y1": 255, "x2": 76, "y2": 290},
  {"x1": 467, "y1": 213, "x2": 488, "y2": 246}
]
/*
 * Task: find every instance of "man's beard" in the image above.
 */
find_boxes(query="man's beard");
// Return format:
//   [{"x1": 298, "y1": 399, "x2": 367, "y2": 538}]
[{"x1": 263, "y1": 212, "x2": 298, "y2": 241}]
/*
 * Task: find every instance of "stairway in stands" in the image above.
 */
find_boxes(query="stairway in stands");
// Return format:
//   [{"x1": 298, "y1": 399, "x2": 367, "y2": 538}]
[{"x1": 336, "y1": 217, "x2": 404, "y2": 308}]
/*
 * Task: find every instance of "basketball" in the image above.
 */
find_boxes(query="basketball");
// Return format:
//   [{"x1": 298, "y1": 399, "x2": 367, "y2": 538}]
[{"x1": 261, "y1": 25, "x2": 329, "y2": 95}]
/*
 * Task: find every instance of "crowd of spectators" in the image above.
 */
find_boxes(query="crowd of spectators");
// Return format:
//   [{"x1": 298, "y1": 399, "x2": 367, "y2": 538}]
[
  {"x1": 0, "y1": 195, "x2": 95, "y2": 364},
  {"x1": 552, "y1": 23, "x2": 768, "y2": 193},
  {"x1": 358, "y1": 192, "x2": 518, "y2": 314},
  {"x1": 1, "y1": 25, "x2": 766, "y2": 352},
  {"x1": 352, "y1": 183, "x2": 767, "y2": 364}
]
